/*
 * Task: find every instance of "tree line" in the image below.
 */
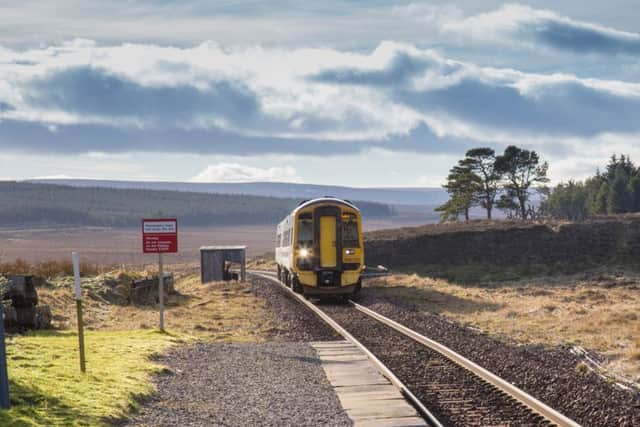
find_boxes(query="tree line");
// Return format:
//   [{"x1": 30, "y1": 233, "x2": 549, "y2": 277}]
[
  {"x1": 436, "y1": 145, "x2": 549, "y2": 221},
  {"x1": 541, "y1": 155, "x2": 640, "y2": 220},
  {"x1": 0, "y1": 182, "x2": 395, "y2": 228}
]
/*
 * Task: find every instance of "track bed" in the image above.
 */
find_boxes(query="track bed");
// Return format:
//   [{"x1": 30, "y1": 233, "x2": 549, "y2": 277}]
[
  {"x1": 322, "y1": 304, "x2": 550, "y2": 426},
  {"x1": 354, "y1": 291, "x2": 640, "y2": 426}
]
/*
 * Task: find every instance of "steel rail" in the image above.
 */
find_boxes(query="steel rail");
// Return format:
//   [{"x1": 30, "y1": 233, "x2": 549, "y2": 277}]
[
  {"x1": 251, "y1": 271, "x2": 443, "y2": 427},
  {"x1": 349, "y1": 300, "x2": 582, "y2": 427}
]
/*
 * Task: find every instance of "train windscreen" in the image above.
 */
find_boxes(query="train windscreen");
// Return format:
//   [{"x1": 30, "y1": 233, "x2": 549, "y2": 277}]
[
  {"x1": 342, "y1": 214, "x2": 359, "y2": 247},
  {"x1": 297, "y1": 218, "x2": 313, "y2": 244}
]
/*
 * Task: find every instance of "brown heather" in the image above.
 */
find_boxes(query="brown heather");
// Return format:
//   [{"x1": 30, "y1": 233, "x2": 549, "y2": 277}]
[{"x1": 366, "y1": 272, "x2": 640, "y2": 381}]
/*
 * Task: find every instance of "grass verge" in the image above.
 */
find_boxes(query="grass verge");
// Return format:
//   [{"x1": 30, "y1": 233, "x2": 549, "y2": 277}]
[
  {"x1": 1, "y1": 271, "x2": 277, "y2": 426},
  {"x1": 0, "y1": 329, "x2": 182, "y2": 427}
]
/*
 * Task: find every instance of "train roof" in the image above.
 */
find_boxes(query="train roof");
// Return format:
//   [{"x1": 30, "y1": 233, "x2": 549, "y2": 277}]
[{"x1": 293, "y1": 197, "x2": 360, "y2": 213}]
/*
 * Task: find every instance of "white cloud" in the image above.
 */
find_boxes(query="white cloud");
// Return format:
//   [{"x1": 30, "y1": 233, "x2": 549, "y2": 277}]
[
  {"x1": 0, "y1": 40, "x2": 422, "y2": 142},
  {"x1": 30, "y1": 174, "x2": 81, "y2": 180},
  {"x1": 400, "y1": 3, "x2": 640, "y2": 54},
  {"x1": 392, "y1": 3, "x2": 462, "y2": 26},
  {"x1": 1, "y1": 39, "x2": 640, "y2": 161},
  {"x1": 190, "y1": 163, "x2": 300, "y2": 183},
  {"x1": 441, "y1": 4, "x2": 544, "y2": 43},
  {"x1": 0, "y1": 1, "x2": 451, "y2": 49}
]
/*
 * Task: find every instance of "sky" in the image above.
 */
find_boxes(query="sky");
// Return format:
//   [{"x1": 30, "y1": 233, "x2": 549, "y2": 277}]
[{"x1": 1, "y1": 1, "x2": 639, "y2": 187}]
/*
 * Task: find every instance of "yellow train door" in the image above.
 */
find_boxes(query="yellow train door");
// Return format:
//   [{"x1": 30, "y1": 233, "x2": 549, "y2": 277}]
[{"x1": 319, "y1": 215, "x2": 337, "y2": 268}]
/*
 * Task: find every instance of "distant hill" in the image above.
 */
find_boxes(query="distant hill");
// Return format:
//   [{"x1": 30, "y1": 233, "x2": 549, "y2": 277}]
[
  {"x1": 28, "y1": 179, "x2": 447, "y2": 206},
  {"x1": 0, "y1": 182, "x2": 394, "y2": 228}
]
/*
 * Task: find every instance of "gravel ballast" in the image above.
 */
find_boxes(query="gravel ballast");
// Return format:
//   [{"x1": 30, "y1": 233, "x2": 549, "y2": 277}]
[
  {"x1": 322, "y1": 305, "x2": 547, "y2": 426},
  {"x1": 252, "y1": 275, "x2": 341, "y2": 342},
  {"x1": 356, "y1": 288, "x2": 640, "y2": 426}
]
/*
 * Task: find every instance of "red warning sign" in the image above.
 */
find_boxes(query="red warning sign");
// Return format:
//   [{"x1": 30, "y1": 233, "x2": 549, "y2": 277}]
[{"x1": 142, "y1": 218, "x2": 178, "y2": 253}]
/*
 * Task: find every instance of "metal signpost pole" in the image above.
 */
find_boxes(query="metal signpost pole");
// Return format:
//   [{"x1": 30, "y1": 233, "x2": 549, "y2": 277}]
[
  {"x1": 0, "y1": 303, "x2": 10, "y2": 409},
  {"x1": 143, "y1": 218, "x2": 176, "y2": 333},
  {"x1": 72, "y1": 252, "x2": 86, "y2": 373},
  {"x1": 158, "y1": 253, "x2": 164, "y2": 332}
]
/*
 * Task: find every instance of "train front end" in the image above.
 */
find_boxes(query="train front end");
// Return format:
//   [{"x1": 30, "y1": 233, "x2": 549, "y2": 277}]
[{"x1": 293, "y1": 198, "x2": 364, "y2": 296}]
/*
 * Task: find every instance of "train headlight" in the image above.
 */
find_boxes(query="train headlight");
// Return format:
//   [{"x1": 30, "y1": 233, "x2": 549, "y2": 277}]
[
  {"x1": 345, "y1": 249, "x2": 356, "y2": 255},
  {"x1": 299, "y1": 248, "x2": 310, "y2": 258}
]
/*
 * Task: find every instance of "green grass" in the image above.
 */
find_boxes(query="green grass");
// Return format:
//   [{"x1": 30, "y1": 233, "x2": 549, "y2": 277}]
[{"x1": 0, "y1": 329, "x2": 182, "y2": 426}]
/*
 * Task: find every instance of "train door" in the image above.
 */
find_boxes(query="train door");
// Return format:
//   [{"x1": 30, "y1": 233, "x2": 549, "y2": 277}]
[
  {"x1": 314, "y1": 206, "x2": 342, "y2": 271},
  {"x1": 319, "y1": 216, "x2": 337, "y2": 268}
]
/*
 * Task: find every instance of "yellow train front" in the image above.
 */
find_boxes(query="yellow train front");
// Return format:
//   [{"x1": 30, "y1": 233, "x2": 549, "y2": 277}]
[{"x1": 275, "y1": 197, "x2": 364, "y2": 297}]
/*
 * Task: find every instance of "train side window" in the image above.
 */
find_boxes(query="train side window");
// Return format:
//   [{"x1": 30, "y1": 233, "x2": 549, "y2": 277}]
[{"x1": 342, "y1": 215, "x2": 359, "y2": 247}]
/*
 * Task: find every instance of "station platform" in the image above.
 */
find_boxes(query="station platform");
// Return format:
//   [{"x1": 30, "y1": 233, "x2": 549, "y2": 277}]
[{"x1": 311, "y1": 341, "x2": 427, "y2": 427}]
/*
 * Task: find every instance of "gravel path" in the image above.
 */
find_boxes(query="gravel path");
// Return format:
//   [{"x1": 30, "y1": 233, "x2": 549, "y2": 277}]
[
  {"x1": 125, "y1": 276, "x2": 346, "y2": 426},
  {"x1": 127, "y1": 343, "x2": 351, "y2": 427},
  {"x1": 356, "y1": 288, "x2": 640, "y2": 426}
]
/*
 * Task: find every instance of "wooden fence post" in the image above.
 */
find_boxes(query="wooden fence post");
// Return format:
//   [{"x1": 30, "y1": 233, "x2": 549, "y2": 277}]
[{"x1": 72, "y1": 252, "x2": 86, "y2": 373}]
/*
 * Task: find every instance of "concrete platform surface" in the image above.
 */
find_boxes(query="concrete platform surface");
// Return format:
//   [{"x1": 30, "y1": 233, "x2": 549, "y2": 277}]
[{"x1": 311, "y1": 341, "x2": 427, "y2": 427}]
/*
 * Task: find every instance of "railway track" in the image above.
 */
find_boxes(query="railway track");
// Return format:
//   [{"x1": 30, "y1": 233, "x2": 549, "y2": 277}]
[{"x1": 251, "y1": 271, "x2": 581, "y2": 427}]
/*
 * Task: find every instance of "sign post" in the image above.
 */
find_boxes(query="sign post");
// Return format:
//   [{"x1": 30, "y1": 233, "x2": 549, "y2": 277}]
[
  {"x1": 72, "y1": 252, "x2": 86, "y2": 373},
  {"x1": 142, "y1": 219, "x2": 178, "y2": 332},
  {"x1": 158, "y1": 253, "x2": 164, "y2": 331}
]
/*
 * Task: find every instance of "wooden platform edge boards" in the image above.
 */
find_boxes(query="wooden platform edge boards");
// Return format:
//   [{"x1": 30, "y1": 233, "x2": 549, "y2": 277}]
[{"x1": 311, "y1": 341, "x2": 428, "y2": 427}]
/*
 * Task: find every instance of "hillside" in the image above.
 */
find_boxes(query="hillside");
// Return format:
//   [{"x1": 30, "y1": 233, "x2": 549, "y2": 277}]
[
  {"x1": 364, "y1": 216, "x2": 640, "y2": 280},
  {"x1": 0, "y1": 182, "x2": 394, "y2": 228},
  {"x1": 28, "y1": 179, "x2": 448, "y2": 206},
  {"x1": 365, "y1": 219, "x2": 546, "y2": 240}
]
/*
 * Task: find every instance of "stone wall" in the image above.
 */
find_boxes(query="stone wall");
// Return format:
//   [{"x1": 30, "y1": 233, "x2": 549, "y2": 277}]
[{"x1": 364, "y1": 218, "x2": 640, "y2": 270}]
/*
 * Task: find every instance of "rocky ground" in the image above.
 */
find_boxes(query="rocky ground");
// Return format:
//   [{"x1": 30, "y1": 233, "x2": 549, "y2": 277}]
[{"x1": 355, "y1": 288, "x2": 640, "y2": 426}]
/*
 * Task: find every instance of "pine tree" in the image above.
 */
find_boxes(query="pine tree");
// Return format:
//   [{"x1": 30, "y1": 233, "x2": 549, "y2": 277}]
[
  {"x1": 436, "y1": 161, "x2": 480, "y2": 222},
  {"x1": 607, "y1": 168, "x2": 632, "y2": 214},
  {"x1": 540, "y1": 181, "x2": 588, "y2": 220},
  {"x1": 630, "y1": 175, "x2": 640, "y2": 212},
  {"x1": 495, "y1": 145, "x2": 549, "y2": 220},
  {"x1": 593, "y1": 181, "x2": 609, "y2": 214},
  {"x1": 463, "y1": 148, "x2": 502, "y2": 219}
]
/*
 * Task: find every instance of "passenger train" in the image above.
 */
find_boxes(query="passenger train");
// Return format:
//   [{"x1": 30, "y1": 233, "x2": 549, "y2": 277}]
[{"x1": 275, "y1": 197, "x2": 364, "y2": 297}]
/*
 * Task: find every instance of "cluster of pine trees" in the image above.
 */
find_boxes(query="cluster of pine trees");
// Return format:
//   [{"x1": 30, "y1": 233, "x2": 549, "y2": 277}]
[
  {"x1": 436, "y1": 145, "x2": 549, "y2": 221},
  {"x1": 541, "y1": 155, "x2": 640, "y2": 220}
]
